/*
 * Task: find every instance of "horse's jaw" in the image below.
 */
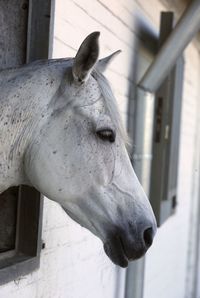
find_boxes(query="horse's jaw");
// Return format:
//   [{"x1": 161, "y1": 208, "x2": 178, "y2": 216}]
[{"x1": 60, "y1": 183, "x2": 156, "y2": 268}]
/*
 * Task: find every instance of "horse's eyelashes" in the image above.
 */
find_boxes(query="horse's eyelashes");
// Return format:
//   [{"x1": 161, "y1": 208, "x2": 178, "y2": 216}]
[{"x1": 96, "y1": 129, "x2": 116, "y2": 143}]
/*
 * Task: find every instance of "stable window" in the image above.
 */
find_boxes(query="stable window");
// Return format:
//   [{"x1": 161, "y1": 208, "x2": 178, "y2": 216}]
[
  {"x1": 128, "y1": 12, "x2": 184, "y2": 227},
  {"x1": 126, "y1": 11, "x2": 184, "y2": 298},
  {"x1": 0, "y1": 187, "x2": 42, "y2": 284},
  {"x1": 149, "y1": 12, "x2": 184, "y2": 226},
  {"x1": 0, "y1": 0, "x2": 54, "y2": 285}
]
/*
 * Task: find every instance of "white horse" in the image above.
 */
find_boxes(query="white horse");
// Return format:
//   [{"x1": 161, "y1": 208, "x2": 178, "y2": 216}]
[{"x1": 0, "y1": 32, "x2": 156, "y2": 267}]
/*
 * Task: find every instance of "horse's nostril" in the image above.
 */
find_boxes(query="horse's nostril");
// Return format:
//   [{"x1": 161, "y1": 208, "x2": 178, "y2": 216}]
[{"x1": 143, "y1": 227, "x2": 153, "y2": 248}]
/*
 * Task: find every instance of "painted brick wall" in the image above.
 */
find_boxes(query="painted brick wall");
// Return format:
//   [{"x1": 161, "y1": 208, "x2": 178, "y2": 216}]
[
  {"x1": 0, "y1": 1, "x2": 199, "y2": 298},
  {"x1": 143, "y1": 29, "x2": 200, "y2": 298}
]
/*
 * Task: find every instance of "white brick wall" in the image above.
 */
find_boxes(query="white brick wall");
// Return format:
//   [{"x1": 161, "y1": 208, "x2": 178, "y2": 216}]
[
  {"x1": 143, "y1": 43, "x2": 200, "y2": 298},
  {"x1": 0, "y1": 1, "x2": 199, "y2": 297}
]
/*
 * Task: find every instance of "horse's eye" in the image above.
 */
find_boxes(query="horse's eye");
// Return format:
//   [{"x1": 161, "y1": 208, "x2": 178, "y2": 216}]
[{"x1": 96, "y1": 129, "x2": 116, "y2": 143}]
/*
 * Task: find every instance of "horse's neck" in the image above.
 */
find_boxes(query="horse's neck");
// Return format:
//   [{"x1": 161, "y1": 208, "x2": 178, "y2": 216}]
[
  {"x1": 0, "y1": 69, "x2": 41, "y2": 193},
  {"x1": 0, "y1": 98, "x2": 30, "y2": 193},
  {"x1": 0, "y1": 61, "x2": 68, "y2": 193}
]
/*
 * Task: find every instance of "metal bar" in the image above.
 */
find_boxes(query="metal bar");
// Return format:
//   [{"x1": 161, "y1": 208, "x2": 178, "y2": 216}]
[
  {"x1": 125, "y1": 90, "x2": 154, "y2": 298},
  {"x1": 125, "y1": 259, "x2": 145, "y2": 298},
  {"x1": 193, "y1": 87, "x2": 200, "y2": 298},
  {"x1": 196, "y1": 158, "x2": 200, "y2": 296},
  {"x1": 138, "y1": 0, "x2": 200, "y2": 92}
]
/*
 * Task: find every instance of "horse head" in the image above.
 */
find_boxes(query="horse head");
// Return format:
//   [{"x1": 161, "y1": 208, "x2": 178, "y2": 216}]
[{"x1": 24, "y1": 32, "x2": 157, "y2": 267}]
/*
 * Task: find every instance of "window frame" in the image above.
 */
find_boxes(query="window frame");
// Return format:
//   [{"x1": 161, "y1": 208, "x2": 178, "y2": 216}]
[
  {"x1": 0, "y1": 187, "x2": 43, "y2": 285},
  {"x1": 149, "y1": 12, "x2": 184, "y2": 226},
  {"x1": 0, "y1": 0, "x2": 54, "y2": 285}
]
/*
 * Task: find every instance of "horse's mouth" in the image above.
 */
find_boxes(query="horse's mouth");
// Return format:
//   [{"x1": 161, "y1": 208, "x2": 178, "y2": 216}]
[{"x1": 103, "y1": 236, "x2": 146, "y2": 268}]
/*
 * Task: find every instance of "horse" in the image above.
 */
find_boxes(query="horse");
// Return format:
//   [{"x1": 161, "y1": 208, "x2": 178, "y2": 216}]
[{"x1": 0, "y1": 32, "x2": 156, "y2": 267}]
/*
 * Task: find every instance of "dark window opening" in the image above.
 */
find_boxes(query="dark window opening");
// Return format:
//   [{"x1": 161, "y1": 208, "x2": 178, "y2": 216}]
[
  {"x1": 0, "y1": 187, "x2": 18, "y2": 253},
  {"x1": 0, "y1": 186, "x2": 43, "y2": 285}
]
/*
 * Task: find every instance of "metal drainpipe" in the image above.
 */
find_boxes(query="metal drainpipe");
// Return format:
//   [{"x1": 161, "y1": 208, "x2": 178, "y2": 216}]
[
  {"x1": 194, "y1": 138, "x2": 200, "y2": 297},
  {"x1": 125, "y1": 1, "x2": 200, "y2": 298}
]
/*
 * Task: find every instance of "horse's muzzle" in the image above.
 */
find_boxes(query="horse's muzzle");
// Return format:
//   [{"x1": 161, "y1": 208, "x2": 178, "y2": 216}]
[{"x1": 103, "y1": 225, "x2": 155, "y2": 268}]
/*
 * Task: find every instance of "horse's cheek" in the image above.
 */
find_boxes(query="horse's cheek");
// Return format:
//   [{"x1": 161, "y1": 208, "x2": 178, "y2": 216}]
[{"x1": 91, "y1": 145, "x2": 115, "y2": 186}]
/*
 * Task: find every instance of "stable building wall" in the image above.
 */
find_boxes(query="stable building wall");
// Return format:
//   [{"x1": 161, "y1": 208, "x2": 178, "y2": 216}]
[{"x1": 0, "y1": 1, "x2": 199, "y2": 298}]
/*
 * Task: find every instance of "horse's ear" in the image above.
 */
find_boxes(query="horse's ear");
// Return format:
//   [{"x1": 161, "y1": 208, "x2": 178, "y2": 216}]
[
  {"x1": 97, "y1": 50, "x2": 121, "y2": 73},
  {"x1": 72, "y1": 32, "x2": 100, "y2": 83}
]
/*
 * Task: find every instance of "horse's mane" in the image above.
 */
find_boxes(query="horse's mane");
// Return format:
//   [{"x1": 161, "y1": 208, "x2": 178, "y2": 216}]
[{"x1": 92, "y1": 68, "x2": 129, "y2": 144}]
